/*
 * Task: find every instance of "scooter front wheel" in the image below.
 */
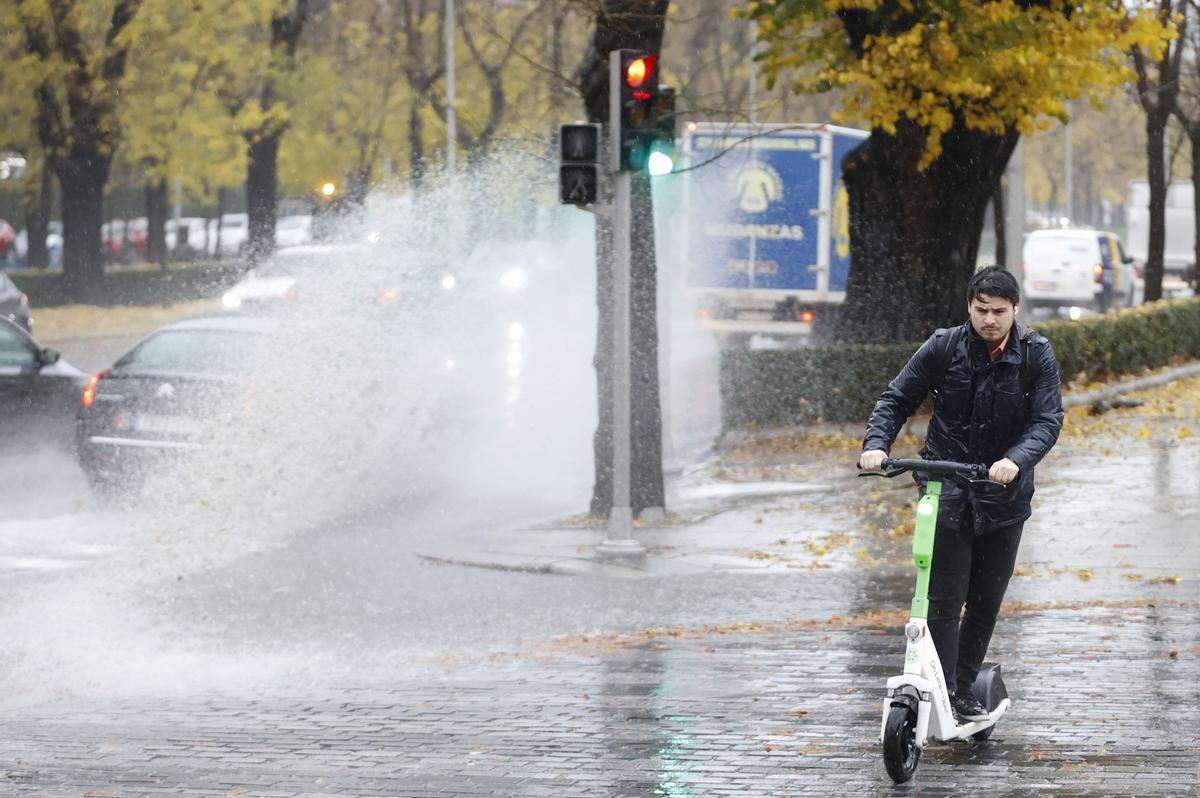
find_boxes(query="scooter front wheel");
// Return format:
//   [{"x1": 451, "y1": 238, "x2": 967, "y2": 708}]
[{"x1": 882, "y1": 704, "x2": 921, "y2": 783}]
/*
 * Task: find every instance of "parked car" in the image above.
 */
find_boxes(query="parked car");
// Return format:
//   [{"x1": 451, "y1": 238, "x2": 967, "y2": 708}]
[
  {"x1": 0, "y1": 220, "x2": 15, "y2": 263},
  {"x1": 101, "y1": 218, "x2": 148, "y2": 263},
  {"x1": 0, "y1": 316, "x2": 88, "y2": 449},
  {"x1": 13, "y1": 222, "x2": 64, "y2": 269},
  {"x1": 0, "y1": 272, "x2": 32, "y2": 332},
  {"x1": 1022, "y1": 228, "x2": 1137, "y2": 313},
  {"x1": 165, "y1": 217, "x2": 209, "y2": 257},
  {"x1": 206, "y1": 213, "x2": 249, "y2": 258},
  {"x1": 275, "y1": 214, "x2": 313, "y2": 249}
]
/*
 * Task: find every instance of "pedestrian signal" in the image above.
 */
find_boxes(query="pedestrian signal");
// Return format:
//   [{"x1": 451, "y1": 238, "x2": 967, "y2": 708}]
[{"x1": 559, "y1": 122, "x2": 600, "y2": 206}]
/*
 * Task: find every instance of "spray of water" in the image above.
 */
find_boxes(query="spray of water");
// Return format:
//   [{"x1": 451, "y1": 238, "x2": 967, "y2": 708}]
[{"x1": 0, "y1": 148, "x2": 609, "y2": 702}]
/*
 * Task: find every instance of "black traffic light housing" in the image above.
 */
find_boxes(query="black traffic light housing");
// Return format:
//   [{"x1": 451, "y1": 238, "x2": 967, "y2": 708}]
[
  {"x1": 610, "y1": 49, "x2": 660, "y2": 172},
  {"x1": 558, "y1": 122, "x2": 601, "y2": 205},
  {"x1": 645, "y1": 85, "x2": 677, "y2": 175}
]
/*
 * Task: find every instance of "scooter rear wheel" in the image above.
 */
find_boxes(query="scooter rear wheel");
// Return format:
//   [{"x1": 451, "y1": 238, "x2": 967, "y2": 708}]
[
  {"x1": 882, "y1": 704, "x2": 921, "y2": 783},
  {"x1": 970, "y1": 664, "x2": 1008, "y2": 742}
]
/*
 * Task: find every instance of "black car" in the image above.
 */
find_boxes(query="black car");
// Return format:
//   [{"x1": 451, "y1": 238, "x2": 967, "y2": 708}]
[
  {"x1": 76, "y1": 315, "x2": 278, "y2": 494},
  {"x1": 0, "y1": 272, "x2": 33, "y2": 332},
  {"x1": 0, "y1": 316, "x2": 87, "y2": 448}
]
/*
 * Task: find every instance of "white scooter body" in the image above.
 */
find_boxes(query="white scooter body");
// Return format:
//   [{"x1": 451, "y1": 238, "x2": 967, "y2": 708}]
[{"x1": 879, "y1": 617, "x2": 1011, "y2": 745}]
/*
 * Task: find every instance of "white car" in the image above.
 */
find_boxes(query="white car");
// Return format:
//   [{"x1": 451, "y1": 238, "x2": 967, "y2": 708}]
[
  {"x1": 206, "y1": 213, "x2": 249, "y2": 258},
  {"x1": 13, "y1": 222, "x2": 63, "y2": 269},
  {"x1": 275, "y1": 215, "x2": 313, "y2": 249},
  {"x1": 165, "y1": 217, "x2": 209, "y2": 256},
  {"x1": 1022, "y1": 228, "x2": 1136, "y2": 313},
  {"x1": 221, "y1": 245, "x2": 338, "y2": 311}
]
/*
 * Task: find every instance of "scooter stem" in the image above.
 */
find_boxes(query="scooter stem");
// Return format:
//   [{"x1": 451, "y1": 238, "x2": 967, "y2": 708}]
[{"x1": 910, "y1": 480, "x2": 941, "y2": 619}]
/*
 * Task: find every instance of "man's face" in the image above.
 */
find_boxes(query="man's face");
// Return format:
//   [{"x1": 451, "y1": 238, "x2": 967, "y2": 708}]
[{"x1": 968, "y1": 293, "x2": 1016, "y2": 344}]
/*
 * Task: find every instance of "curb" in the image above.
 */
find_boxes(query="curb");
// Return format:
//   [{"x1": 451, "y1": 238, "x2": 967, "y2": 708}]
[{"x1": 1061, "y1": 361, "x2": 1200, "y2": 408}]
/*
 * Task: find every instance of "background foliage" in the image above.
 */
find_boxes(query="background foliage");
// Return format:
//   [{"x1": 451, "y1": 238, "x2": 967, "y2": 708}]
[{"x1": 721, "y1": 298, "x2": 1200, "y2": 427}]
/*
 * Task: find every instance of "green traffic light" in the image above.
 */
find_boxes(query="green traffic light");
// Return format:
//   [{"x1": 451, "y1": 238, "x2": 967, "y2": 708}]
[{"x1": 647, "y1": 149, "x2": 674, "y2": 176}]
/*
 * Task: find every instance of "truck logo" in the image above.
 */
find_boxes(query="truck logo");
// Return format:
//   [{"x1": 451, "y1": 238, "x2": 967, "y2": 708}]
[
  {"x1": 735, "y1": 163, "x2": 783, "y2": 213},
  {"x1": 834, "y1": 183, "x2": 851, "y2": 259}
]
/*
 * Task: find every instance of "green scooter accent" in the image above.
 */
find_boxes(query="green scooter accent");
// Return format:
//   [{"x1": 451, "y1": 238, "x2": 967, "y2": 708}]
[{"x1": 910, "y1": 481, "x2": 941, "y2": 619}]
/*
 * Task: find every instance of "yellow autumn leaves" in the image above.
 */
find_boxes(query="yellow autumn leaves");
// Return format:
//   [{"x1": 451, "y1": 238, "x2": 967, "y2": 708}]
[{"x1": 743, "y1": 0, "x2": 1174, "y2": 166}]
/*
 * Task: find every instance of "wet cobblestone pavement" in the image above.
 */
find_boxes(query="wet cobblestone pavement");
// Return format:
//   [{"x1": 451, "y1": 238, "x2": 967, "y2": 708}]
[
  {"x1": 1, "y1": 390, "x2": 1198, "y2": 796},
  {"x1": 0, "y1": 594, "x2": 1197, "y2": 796}
]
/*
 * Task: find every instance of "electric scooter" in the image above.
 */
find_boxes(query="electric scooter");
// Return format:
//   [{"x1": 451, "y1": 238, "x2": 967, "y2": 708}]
[{"x1": 860, "y1": 458, "x2": 1012, "y2": 784}]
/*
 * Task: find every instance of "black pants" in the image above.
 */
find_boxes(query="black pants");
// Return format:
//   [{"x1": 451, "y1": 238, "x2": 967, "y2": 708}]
[{"x1": 927, "y1": 510, "x2": 1024, "y2": 696}]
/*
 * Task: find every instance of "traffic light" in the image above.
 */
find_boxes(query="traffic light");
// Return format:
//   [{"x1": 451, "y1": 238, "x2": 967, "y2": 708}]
[
  {"x1": 646, "y1": 85, "x2": 676, "y2": 176},
  {"x1": 610, "y1": 50, "x2": 659, "y2": 172},
  {"x1": 559, "y1": 122, "x2": 601, "y2": 206}
]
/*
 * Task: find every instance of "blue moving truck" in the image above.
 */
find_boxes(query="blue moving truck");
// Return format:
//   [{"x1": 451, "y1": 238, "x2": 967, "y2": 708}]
[{"x1": 682, "y1": 123, "x2": 868, "y2": 342}]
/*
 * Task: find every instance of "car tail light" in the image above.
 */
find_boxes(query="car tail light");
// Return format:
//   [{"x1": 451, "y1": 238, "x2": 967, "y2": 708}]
[
  {"x1": 1094, "y1": 264, "x2": 1103, "y2": 283},
  {"x1": 799, "y1": 309, "x2": 815, "y2": 323},
  {"x1": 81, "y1": 368, "x2": 111, "y2": 407}
]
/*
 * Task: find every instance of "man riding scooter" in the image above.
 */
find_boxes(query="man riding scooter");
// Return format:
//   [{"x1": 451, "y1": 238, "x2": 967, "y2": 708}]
[{"x1": 857, "y1": 266, "x2": 1064, "y2": 722}]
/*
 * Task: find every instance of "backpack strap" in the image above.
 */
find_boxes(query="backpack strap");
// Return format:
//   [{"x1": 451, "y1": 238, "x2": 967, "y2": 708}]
[
  {"x1": 930, "y1": 325, "x2": 965, "y2": 395},
  {"x1": 1018, "y1": 330, "x2": 1047, "y2": 396}
]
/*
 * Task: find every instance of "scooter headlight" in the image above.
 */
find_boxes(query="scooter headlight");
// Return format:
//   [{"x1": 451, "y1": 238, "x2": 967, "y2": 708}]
[{"x1": 904, "y1": 622, "x2": 923, "y2": 641}]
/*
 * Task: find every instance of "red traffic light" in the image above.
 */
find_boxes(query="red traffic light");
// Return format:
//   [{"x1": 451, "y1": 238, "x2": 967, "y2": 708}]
[{"x1": 624, "y1": 55, "x2": 656, "y2": 100}]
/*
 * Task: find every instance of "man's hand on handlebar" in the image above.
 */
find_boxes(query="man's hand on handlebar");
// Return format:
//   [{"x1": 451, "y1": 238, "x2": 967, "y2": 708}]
[
  {"x1": 988, "y1": 457, "x2": 1019, "y2": 484},
  {"x1": 858, "y1": 449, "x2": 888, "y2": 471}
]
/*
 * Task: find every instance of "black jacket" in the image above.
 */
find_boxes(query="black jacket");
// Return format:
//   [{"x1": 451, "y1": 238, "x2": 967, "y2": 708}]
[{"x1": 863, "y1": 320, "x2": 1064, "y2": 533}]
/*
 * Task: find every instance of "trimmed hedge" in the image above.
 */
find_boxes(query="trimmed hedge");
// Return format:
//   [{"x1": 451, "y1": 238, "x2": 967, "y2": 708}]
[
  {"x1": 721, "y1": 297, "x2": 1200, "y2": 427},
  {"x1": 5, "y1": 260, "x2": 244, "y2": 308}
]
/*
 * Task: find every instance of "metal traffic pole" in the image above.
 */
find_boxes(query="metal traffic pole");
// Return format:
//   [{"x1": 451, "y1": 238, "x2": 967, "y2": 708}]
[{"x1": 596, "y1": 50, "x2": 645, "y2": 557}]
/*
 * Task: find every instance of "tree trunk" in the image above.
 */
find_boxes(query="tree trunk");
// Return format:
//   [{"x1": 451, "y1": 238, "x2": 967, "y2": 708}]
[
  {"x1": 145, "y1": 178, "x2": 168, "y2": 267},
  {"x1": 24, "y1": 160, "x2": 53, "y2": 270},
  {"x1": 1192, "y1": 131, "x2": 1200, "y2": 293},
  {"x1": 246, "y1": 133, "x2": 280, "y2": 264},
  {"x1": 56, "y1": 152, "x2": 109, "y2": 301},
  {"x1": 409, "y1": 101, "x2": 426, "y2": 187},
  {"x1": 836, "y1": 119, "x2": 1020, "y2": 342},
  {"x1": 1144, "y1": 113, "x2": 1168, "y2": 302},
  {"x1": 213, "y1": 187, "x2": 226, "y2": 262},
  {"x1": 993, "y1": 179, "x2": 1006, "y2": 270},
  {"x1": 579, "y1": 0, "x2": 670, "y2": 518}
]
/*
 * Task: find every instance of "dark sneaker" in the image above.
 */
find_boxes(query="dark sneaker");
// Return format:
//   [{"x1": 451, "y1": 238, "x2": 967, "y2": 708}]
[{"x1": 951, "y1": 692, "x2": 989, "y2": 722}]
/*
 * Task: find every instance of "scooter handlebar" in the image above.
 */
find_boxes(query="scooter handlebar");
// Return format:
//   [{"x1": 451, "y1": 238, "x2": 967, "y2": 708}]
[
  {"x1": 881, "y1": 458, "x2": 990, "y2": 481},
  {"x1": 858, "y1": 458, "x2": 1002, "y2": 486}
]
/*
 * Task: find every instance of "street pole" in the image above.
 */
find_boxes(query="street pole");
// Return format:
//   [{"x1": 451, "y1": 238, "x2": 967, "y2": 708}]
[
  {"x1": 1065, "y1": 110, "x2": 1073, "y2": 224},
  {"x1": 596, "y1": 50, "x2": 644, "y2": 557},
  {"x1": 445, "y1": 0, "x2": 456, "y2": 176},
  {"x1": 1005, "y1": 138, "x2": 1025, "y2": 275},
  {"x1": 748, "y1": 21, "x2": 758, "y2": 125}
]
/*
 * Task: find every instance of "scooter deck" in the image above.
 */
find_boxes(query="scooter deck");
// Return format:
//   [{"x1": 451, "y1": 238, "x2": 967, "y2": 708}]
[{"x1": 935, "y1": 697, "x2": 1011, "y2": 742}]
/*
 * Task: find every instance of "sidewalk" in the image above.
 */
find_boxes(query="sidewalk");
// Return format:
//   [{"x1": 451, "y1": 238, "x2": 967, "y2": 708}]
[{"x1": 420, "y1": 362, "x2": 1200, "y2": 579}]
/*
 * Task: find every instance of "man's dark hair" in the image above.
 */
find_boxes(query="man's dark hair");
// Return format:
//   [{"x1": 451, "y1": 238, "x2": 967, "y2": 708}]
[{"x1": 967, "y1": 265, "x2": 1020, "y2": 305}]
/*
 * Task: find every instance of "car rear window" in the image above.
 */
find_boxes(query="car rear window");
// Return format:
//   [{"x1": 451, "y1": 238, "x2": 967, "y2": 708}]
[
  {"x1": 115, "y1": 330, "x2": 262, "y2": 376},
  {"x1": 1024, "y1": 237, "x2": 1096, "y2": 264}
]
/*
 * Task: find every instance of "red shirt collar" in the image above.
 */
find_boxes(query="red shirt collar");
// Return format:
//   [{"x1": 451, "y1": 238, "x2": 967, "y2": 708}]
[{"x1": 988, "y1": 331, "x2": 1011, "y2": 362}]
